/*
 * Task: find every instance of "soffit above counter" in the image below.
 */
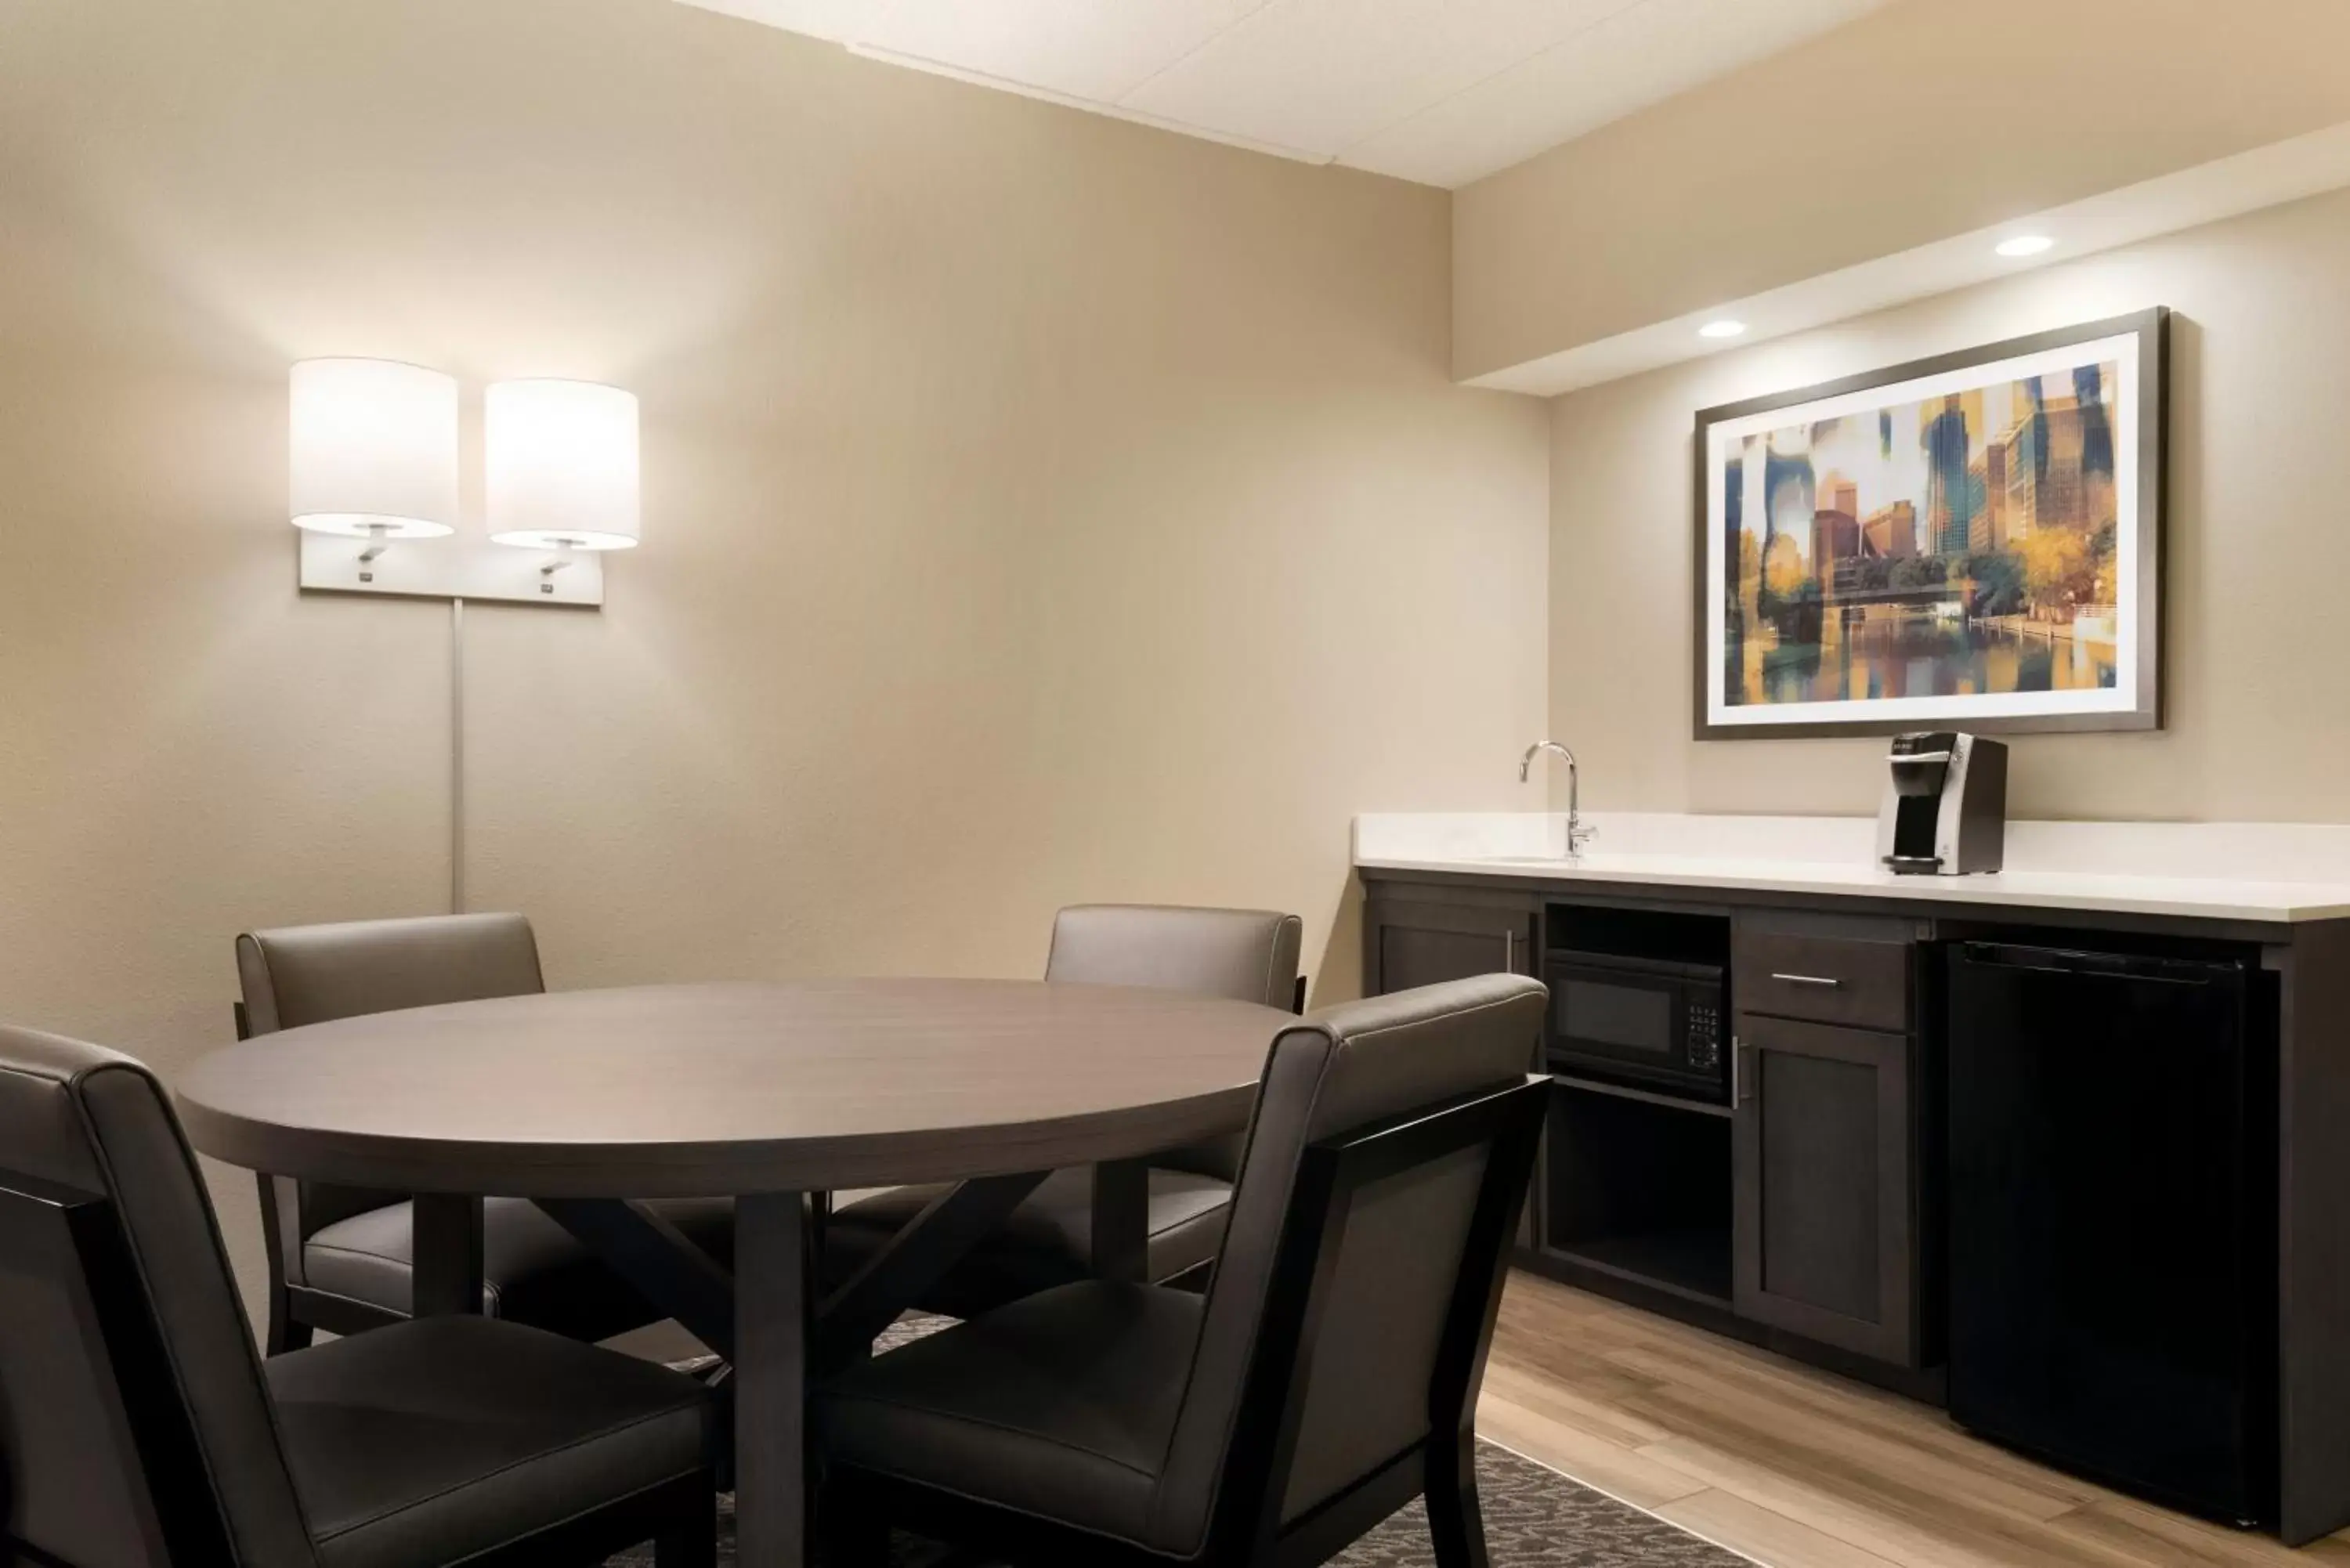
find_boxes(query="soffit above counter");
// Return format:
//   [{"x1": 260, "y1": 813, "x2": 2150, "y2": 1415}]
[
  {"x1": 1452, "y1": 0, "x2": 2350, "y2": 393},
  {"x1": 1465, "y1": 122, "x2": 2350, "y2": 396}
]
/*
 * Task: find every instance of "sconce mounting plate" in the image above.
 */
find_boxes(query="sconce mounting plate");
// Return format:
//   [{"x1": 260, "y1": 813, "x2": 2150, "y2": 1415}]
[{"x1": 298, "y1": 531, "x2": 605, "y2": 608}]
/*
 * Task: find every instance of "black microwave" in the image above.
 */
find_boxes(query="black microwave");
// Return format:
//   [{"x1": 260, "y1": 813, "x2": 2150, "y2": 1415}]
[{"x1": 1542, "y1": 948, "x2": 1726, "y2": 1104}]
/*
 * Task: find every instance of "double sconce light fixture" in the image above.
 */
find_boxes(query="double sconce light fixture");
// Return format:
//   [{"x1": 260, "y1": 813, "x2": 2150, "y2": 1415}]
[{"x1": 290, "y1": 358, "x2": 638, "y2": 609}]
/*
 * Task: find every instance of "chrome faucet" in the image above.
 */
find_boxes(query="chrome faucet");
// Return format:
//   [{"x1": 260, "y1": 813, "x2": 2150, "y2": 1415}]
[{"x1": 1520, "y1": 740, "x2": 1596, "y2": 859}]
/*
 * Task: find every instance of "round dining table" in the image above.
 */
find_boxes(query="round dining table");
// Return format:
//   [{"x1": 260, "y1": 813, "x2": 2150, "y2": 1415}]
[{"x1": 175, "y1": 976, "x2": 1296, "y2": 1566}]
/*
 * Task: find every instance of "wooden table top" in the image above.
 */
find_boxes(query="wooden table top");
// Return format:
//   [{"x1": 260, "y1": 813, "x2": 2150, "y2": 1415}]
[{"x1": 175, "y1": 977, "x2": 1295, "y2": 1197}]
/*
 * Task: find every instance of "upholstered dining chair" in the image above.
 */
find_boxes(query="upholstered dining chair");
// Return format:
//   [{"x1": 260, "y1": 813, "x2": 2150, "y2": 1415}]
[
  {"x1": 815, "y1": 972, "x2": 1549, "y2": 1568},
  {"x1": 237, "y1": 912, "x2": 734, "y2": 1351},
  {"x1": 822, "y1": 903, "x2": 1304, "y2": 1317},
  {"x1": 0, "y1": 1024, "x2": 718, "y2": 1568}
]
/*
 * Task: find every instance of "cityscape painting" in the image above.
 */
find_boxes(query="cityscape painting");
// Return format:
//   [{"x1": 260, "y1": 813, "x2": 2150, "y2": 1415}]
[{"x1": 1695, "y1": 310, "x2": 2164, "y2": 739}]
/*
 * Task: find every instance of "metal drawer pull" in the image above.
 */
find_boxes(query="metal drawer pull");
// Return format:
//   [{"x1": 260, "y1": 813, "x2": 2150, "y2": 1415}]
[{"x1": 1770, "y1": 972, "x2": 1842, "y2": 988}]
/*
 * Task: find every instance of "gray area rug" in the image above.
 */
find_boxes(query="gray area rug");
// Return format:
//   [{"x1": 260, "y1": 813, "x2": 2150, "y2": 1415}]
[
  {"x1": 609, "y1": 1441, "x2": 1747, "y2": 1566},
  {"x1": 614, "y1": 1317, "x2": 1747, "y2": 1566}
]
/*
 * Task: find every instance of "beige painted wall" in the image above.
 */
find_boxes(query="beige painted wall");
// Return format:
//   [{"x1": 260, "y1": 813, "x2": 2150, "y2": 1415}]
[
  {"x1": 1457, "y1": 0, "x2": 2350, "y2": 381},
  {"x1": 1549, "y1": 185, "x2": 2350, "y2": 822},
  {"x1": 0, "y1": 0, "x2": 1549, "y2": 1308}
]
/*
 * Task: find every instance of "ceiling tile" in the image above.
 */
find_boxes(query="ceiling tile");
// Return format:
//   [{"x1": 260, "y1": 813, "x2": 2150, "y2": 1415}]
[
  {"x1": 674, "y1": 0, "x2": 1892, "y2": 187},
  {"x1": 672, "y1": 0, "x2": 858, "y2": 44},
  {"x1": 1119, "y1": 0, "x2": 1644, "y2": 158},
  {"x1": 866, "y1": 0, "x2": 1273, "y2": 102},
  {"x1": 1340, "y1": 0, "x2": 1893, "y2": 186}
]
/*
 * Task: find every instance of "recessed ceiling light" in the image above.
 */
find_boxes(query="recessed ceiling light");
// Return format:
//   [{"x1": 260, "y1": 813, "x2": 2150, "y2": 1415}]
[
  {"x1": 1698, "y1": 320, "x2": 1747, "y2": 339},
  {"x1": 1995, "y1": 235, "x2": 2055, "y2": 258}
]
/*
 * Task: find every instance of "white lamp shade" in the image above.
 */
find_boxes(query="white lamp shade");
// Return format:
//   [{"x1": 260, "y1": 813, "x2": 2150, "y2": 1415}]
[
  {"x1": 486, "y1": 380, "x2": 641, "y2": 550},
  {"x1": 289, "y1": 359, "x2": 459, "y2": 537}
]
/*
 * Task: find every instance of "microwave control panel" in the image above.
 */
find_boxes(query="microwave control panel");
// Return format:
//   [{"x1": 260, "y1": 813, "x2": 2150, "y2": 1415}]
[{"x1": 1687, "y1": 999, "x2": 1721, "y2": 1069}]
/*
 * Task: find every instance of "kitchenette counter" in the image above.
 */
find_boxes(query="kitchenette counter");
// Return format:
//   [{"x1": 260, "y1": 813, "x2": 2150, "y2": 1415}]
[{"x1": 1355, "y1": 811, "x2": 2350, "y2": 926}]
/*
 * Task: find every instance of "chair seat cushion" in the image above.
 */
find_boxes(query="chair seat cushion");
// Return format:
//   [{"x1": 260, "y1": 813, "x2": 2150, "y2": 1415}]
[
  {"x1": 826, "y1": 1168, "x2": 1230, "y2": 1318},
  {"x1": 816, "y1": 1281, "x2": 1201, "y2": 1545},
  {"x1": 304, "y1": 1196, "x2": 734, "y2": 1342},
  {"x1": 266, "y1": 1315, "x2": 714, "y2": 1568}
]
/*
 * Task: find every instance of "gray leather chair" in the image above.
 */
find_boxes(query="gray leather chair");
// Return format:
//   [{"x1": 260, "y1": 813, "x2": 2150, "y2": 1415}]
[
  {"x1": 824, "y1": 904, "x2": 1304, "y2": 1318},
  {"x1": 815, "y1": 973, "x2": 1549, "y2": 1568},
  {"x1": 237, "y1": 913, "x2": 733, "y2": 1350},
  {"x1": 0, "y1": 1023, "x2": 718, "y2": 1568}
]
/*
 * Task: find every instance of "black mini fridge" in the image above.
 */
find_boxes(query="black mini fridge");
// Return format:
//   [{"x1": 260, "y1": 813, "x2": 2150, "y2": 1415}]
[{"x1": 1946, "y1": 942, "x2": 2276, "y2": 1526}]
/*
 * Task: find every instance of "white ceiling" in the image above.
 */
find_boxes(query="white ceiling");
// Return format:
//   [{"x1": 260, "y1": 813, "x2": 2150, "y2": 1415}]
[{"x1": 677, "y1": 0, "x2": 1891, "y2": 188}]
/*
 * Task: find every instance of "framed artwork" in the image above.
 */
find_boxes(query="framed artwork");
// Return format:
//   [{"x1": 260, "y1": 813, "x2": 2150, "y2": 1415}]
[{"x1": 1694, "y1": 308, "x2": 2166, "y2": 739}]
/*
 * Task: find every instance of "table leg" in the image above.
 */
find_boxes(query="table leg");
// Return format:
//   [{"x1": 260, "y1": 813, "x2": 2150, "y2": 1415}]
[
  {"x1": 815, "y1": 1170, "x2": 1048, "y2": 1372},
  {"x1": 1091, "y1": 1158, "x2": 1149, "y2": 1282},
  {"x1": 535, "y1": 1198, "x2": 739, "y2": 1360},
  {"x1": 410, "y1": 1194, "x2": 484, "y2": 1317},
  {"x1": 735, "y1": 1190, "x2": 809, "y2": 1568}
]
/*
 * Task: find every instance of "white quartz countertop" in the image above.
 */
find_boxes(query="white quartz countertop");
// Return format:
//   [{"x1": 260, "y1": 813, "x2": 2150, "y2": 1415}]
[{"x1": 1353, "y1": 813, "x2": 2350, "y2": 924}]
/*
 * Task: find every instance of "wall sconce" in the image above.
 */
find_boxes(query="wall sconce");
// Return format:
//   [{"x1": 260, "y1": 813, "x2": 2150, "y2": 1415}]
[
  {"x1": 290, "y1": 359, "x2": 458, "y2": 581},
  {"x1": 486, "y1": 379, "x2": 640, "y2": 594},
  {"x1": 291, "y1": 363, "x2": 624, "y2": 609},
  {"x1": 287, "y1": 361, "x2": 642, "y2": 914}
]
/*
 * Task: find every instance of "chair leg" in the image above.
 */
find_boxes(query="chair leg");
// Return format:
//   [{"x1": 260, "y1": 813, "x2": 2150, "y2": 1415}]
[
  {"x1": 264, "y1": 1289, "x2": 313, "y2": 1355},
  {"x1": 654, "y1": 1485, "x2": 719, "y2": 1568},
  {"x1": 255, "y1": 1172, "x2": 312, "y2": 1355},
  {"x1": 821, "y1": 1512, "x2": 890, "y2": 1567},
  {"x1": 819, "y1": 1475, "x2": 891, "y2": 1568},
  {"x1": 1424, "y1": 1437, "x2": 1490, "y2": 1568},
  {"x1": 702, "y1": 1365, "x2": 735, "y2": 1494}
]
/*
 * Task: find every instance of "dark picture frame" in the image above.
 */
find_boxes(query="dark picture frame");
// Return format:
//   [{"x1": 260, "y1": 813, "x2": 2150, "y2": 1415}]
[{"x1": 1692, "y1": 308, "x2": 2167, "y2": 740}]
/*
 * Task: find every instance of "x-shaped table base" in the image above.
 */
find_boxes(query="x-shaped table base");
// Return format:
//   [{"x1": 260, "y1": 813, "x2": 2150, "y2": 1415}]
[
  {"x1": 533, "y1": 1170, "x2": 1052, "y2": 1372},
  {"x1": 509, "y1": 1162, "x2": 1146, "y2": 1565}
]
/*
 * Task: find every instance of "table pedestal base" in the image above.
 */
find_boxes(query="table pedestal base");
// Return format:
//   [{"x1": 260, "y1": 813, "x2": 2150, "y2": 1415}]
[
  {"x1": 736, "y1": 1191, "x2": 808, "y2": 1567},
  {"x1": 410, "y1": 1194, "x2": 483, "y2": 1317}
]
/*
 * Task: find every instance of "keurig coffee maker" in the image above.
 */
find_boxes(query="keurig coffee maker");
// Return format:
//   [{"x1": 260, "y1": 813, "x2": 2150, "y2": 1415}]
[{"x1": 1878, "y1": 732, "x2": 2008, "y2": 875}]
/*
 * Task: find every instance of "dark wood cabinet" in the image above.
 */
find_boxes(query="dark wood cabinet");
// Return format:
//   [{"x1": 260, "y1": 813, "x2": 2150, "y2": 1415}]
[
  {"x1": 1361, "y1": 864, "x2": 2350, "y2": 1541},
  {"x1": 1363, "y1": 889, "x2": 1536, "y2": 993},
  {"x1": 1364, "y1": 888, "x2": 1542, "y2": 1246},
  {"x1": 1362, "y1": 883, "x2": 1932, "y2": 1373},
  {"x1": 1731, "y1": 1012, "x2": 1918, "y2": 1366}
]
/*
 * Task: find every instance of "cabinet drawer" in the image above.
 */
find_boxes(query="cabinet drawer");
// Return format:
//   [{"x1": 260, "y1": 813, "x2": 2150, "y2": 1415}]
[
  {"x1": 1734, "y1": 930, "x2": 1912, "y2": 1031},
  {"x1": 1364, "y1": 891, "x2": 1536, "y2": 996}
]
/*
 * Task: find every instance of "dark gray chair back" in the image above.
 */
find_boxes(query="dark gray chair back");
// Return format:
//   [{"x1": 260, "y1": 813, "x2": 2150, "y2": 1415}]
[
  {"x1": 0, "y1": 1024, "x2": 316, "y2": 1568},
  {"x1": 1047, "y1": 905, "x2": 1303, "y2": 1182},
  {"x1": 1148, "y1": 973, "x2": 1547, "y2": 1559},
  {"x1": 1044, "y1": 905, "x2": 1302, "y2": 1011},
  {"x1": 237, "y1": 912, "x2": 545, "y2": 1035},
  {"x1": 235, "y1": 914, "x2": 546, "y2": 1291}
]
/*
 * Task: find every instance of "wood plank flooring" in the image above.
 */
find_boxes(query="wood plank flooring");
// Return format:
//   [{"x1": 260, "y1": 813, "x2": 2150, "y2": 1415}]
[{"x1": 1480, "y1": 1271, "x2": 2350, "y2": 1566}]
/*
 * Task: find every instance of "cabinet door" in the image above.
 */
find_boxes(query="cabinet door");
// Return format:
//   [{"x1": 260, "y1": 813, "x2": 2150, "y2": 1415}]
[
  {"x1": 1363, "y1": 891, "x2": 1535, "y2": 996},
  {"x1": 1733, "y1": 1012, "x2": 1915, "y2": 1364},
  {"x1": 1365, "y1": 887, "x2": 1541, "y2": 1247}
]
